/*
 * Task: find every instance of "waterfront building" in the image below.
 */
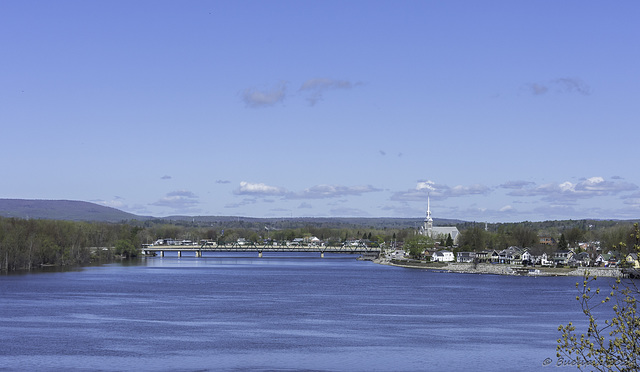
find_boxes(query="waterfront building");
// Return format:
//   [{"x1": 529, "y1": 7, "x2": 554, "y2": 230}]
[
  {"x1": 432, "y1": 250, "x2": 455, "y2": 262},
  {"x1": 625, "y1": 253, "x2": 640, "y2": 269},
  {"x1": 418, "y1": 197, "x2": 460, "y2": 245},
  {"x1": 475, "y1": 250, "x2": 498, "y2": 263},
  {"x1": 553, "y1": 249, "x2": 575, "y2": 266},
  {"x1": 456, "y1": 252, "x2": 476, "y2": 263},
  {"x1": 498, "y1": 246, "x2": 529, "y2": 264}
]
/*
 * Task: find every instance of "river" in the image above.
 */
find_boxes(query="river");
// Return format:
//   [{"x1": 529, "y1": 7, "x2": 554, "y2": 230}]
[{"x1": 0, "y1": 252, "x2": 608, "y2": 371}]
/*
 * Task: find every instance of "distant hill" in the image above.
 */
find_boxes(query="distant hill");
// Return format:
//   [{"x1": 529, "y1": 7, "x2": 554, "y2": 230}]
[
  {"x1": 0, "y1": 199, "x2": 144, "y2": 222},
  {"x1": 4, "y1": 199, "x2": 633, "y2": 232},
  {"x1": 0, "y1": 199, "x2": 462, "y2": 228}
]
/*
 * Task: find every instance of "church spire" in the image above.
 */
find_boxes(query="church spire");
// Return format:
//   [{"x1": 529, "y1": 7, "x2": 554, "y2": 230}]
[{"x1": 423, "y1": 195, "x2": 433, "y2": 238}]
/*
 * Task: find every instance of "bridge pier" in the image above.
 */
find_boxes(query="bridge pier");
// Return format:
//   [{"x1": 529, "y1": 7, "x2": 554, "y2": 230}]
[
  {"x1": 178, "y1": 251, "x2": 182, "y2": 257},
  {"x1": 195, "y1": 251, "x2": 201, "y2": 258},
  {"x1": 160, "y1": 251, "x2": 164, "y2": 257},
  {"x1": 258, "y1": 251, "x2": 263, "y2": 258},
  {"x1": 321, "y1": 251, "x2": 324, "y2": 258}
]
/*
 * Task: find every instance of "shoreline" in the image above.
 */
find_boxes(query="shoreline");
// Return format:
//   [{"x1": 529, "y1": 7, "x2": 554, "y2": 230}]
[{"x1": 373, "y1": 258, "x2": 623, "y2": 277}]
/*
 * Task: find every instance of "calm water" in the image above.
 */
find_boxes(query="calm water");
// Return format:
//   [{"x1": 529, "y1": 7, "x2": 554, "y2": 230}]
[{"x1": 0, "y1": 253, "x2": 607, "y2": 371}]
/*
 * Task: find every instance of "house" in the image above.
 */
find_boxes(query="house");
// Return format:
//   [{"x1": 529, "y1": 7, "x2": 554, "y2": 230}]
[
  {"x1": 498, "y1": 246, "x2": 528, "y2": 264},
  {"x1": 608, "y1": 256, "x2": 620, "y2": 267},
  {"x1": 390, "y1": 249, "x2": 407, "y2": 259},
  {"x1": 625, "y1": 253, "x2": 640, "y2": 269},
  {"x1": 568, "y1": 252, "x2": 591, "y2": 267},
  {"x1": 456, "y1": 252, "x2": 476, "y2": 263},
  {"x1": 554, "y1": 250, "x2": 574, "y2": 266},
  {"x1": 288, "y1": 238, "x2": 304, "y2": 246},
  {"x1": 153, "y1": 238, "x2": 179, "y2": 246},
  {"x1": 538, "y1": 252, "x2": 554, "y2": 267},
  {"x1": 475, "y1": 250, "x2": 497, "y2": 263},
  {"x1": 432, "y1": 250, "x2": 455, "y2": 262},
  {"x1": 490, "y1": 250, "x2": 500, "y2": 263},
  {"x1": 306, "y1": 236, "x2": 322, "y2": 246},
  {"x1": 595, "y1": 251, "x2": 621, "y2": 267},
  {"x1": 539, "y1": 236, "x2": 556, "y2": 245},
  {"x1": 422, "y1": 250, "x2": 432, "y2": 261},
  {"x1": 595, "y1": 253, "x2": 612, "y2": 267},
  {"x1": 343, "y1": 239, "x2": 362, "y2": 247}
]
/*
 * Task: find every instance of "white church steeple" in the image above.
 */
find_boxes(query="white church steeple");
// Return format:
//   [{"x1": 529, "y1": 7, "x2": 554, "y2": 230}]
[
  {"x1": 423, "y1": 195, "x2": 433, "y2": 237},
  {"x1": 417, "y1": 195, "x2": 460, "y2": 245}
]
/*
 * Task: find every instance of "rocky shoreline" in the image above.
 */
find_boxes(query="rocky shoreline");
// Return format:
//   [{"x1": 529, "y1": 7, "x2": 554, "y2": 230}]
[{"x1": 374, "y1": 259, "x2": 623, "y2": 277}]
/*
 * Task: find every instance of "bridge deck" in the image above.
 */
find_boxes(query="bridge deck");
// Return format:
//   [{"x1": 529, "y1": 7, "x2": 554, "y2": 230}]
[{"x1": 142, "y1": 244, "x2": 380, "y2": 254}]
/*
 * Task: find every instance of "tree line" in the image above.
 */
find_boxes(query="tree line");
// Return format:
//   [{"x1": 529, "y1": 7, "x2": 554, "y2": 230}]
[
  {"x1": 456, "y1": 222, "x2": 640, "y2": 256},
  {"x1": 0, "y1": 217, "x2": 143, "y2": 271},
  {"x1": 0, "y1": 217, "x2": 419, "y2": 272},
  {"x1": 2, "y1": 216, "x2": 639, "y2": 272}
]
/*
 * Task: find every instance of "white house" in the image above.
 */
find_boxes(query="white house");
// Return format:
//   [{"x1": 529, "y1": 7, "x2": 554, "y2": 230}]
[
  {"x1": 432, "y1": 250, "x2": 454, "y2": 262},
  {"x1": 498, "y1": 246, "x2": 528, "y2": 264},
  {"x1": 538, "y1": 252, "x2": 554, "y2": 267}
]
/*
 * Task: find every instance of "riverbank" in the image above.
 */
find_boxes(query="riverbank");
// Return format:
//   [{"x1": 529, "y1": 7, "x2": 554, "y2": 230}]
[{"x1": 375, "y1": 258, "x2": 623, "y2": 277}]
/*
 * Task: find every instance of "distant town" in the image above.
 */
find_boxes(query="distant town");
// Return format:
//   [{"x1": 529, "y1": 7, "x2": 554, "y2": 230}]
[{"x1": 1, "y1": 199, "x2": 639, "y2": 274}]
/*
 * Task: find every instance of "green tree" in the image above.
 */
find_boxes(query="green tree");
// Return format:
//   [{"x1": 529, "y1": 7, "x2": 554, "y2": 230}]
[
  {"x1": 114, "y1": 239, "x2": 138, "y2": 258},
  {"x1": 566, "y1": 227, "x2": 586, "y2": 248},
  {"x1": 512, "y1": 225, "x2": 538, "y2": 248},
  {"x1": 403, "y1": 234, "x2": 434, "y2": 258},
  {"x1": 557, "y1": 223, "x2": 640, "y2": 370},
  {"x1": 458, "y1": 226, "x2": 486, "y2": 251},
  {"x1": 558, "y1": 234, "x2": 568, "y2": 250},
  {"x1": 445, "y1": 234, "x2": 454, "y2": 248}
]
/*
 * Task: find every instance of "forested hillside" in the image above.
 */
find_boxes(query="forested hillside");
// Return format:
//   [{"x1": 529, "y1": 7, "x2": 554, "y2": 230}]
[{"x1": 0, "y1": 199, "x2": 142, "y2": 222}]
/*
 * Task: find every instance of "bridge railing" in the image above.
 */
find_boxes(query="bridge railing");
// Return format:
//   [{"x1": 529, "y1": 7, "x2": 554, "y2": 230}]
[{"x1": 141, "y1": 243, "x2": 381, "y2": 256}]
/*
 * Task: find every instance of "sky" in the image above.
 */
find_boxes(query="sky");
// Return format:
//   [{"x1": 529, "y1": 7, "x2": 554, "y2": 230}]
[{"x1": 1, "y1": 1, "x2": 639, "y2": 223}]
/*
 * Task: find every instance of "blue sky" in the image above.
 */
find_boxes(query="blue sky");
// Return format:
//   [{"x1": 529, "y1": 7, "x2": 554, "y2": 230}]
[{"x1": 1, "y1": 1, "x2": 639, "y2": 222}]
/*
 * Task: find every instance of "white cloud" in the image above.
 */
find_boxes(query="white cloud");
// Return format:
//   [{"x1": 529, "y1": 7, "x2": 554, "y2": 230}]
[
  {"x1": 235, "y1": 181, "x2": 287, "y2": 196},
  {"x1": 621, "y1": 192, "x2": 640, "y2": 207},
  {"x1": 392, "y1": 181, "x2": 491, "y2": 201},
  {"x1": 152, "y1": 190, "x2": 200, "y2": 211},
  {"x1": 232, "y1": 182, "x2": 381, "y2": 202},
  {"x1": 507, "y1": 177, "x2": 637, "y2": 202},
  {"x1": 242, "y1": 83, "x2": 286, "y2": 107},
  {"x1": 499, "y1": 205, "x2": 514, "y2": 212},
  {"x1": 288, "y1": 184, "x2": 381, "y2": 199},
  {"x1": 416, "y1": 180, "x2": 435, "y2": 191},
  {"x1": 499, "y1": 180, "x2": 535, "y2": 189}
]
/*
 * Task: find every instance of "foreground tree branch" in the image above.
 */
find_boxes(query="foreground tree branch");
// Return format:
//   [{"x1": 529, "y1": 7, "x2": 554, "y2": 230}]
[{"x1": 557, "y1": 223, "x2": 640, "y2": 371}]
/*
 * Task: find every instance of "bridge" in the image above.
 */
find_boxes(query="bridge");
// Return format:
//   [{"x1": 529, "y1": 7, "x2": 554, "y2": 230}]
[{"x1": 141, "y1": 243, "x2": 381, "y2": 259}]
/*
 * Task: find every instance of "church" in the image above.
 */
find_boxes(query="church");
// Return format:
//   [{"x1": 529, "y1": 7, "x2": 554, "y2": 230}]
[{"x1": 418, "y1": 197, "x2": 460, "y2": 245}]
